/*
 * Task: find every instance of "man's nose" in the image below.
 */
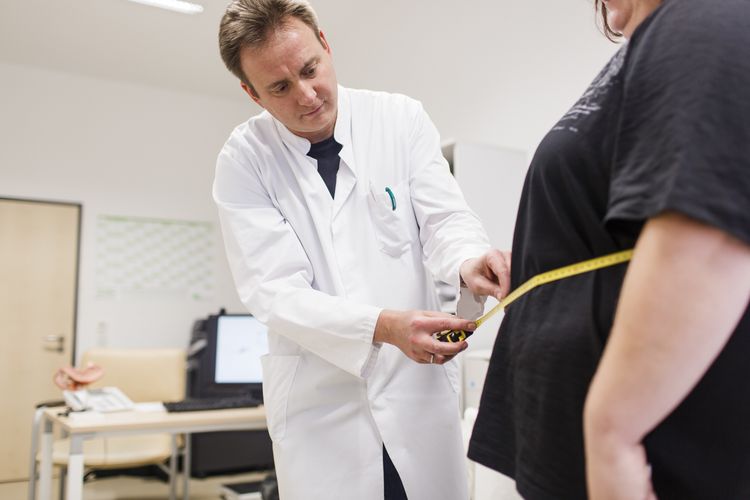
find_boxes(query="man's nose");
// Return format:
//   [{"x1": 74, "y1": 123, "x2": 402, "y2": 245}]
[{"x1": 297, "y1": 82, "x2": 317, "y2": 106}]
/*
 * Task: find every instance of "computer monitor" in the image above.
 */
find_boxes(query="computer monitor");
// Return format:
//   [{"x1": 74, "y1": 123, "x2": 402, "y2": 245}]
[
  {"x1": 187, "y1": 312, "x2": 274, "y2": 475},
  {"x1": 215, "y1": 315, "x2": 268, "y2": 384},
  {"x1": 198, "y1": 313, "x2": 268, "y2": 401}
]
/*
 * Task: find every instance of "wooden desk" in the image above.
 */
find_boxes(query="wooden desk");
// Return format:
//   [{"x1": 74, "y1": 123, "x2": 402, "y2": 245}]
[{"x1": 29, "y1": 405, "x2": 267, "y2": 500}]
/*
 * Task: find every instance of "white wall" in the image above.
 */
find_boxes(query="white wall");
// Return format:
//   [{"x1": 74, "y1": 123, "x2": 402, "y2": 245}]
[
  {"x1": 0, "y1": 1, "x2": 619, "y2": 358},
  {"x1": 320, "y1": 0, "x2": 618, "y2": 153},
  {"x1": 0, "y1": 62, "x2": 249, "y2": 359}
]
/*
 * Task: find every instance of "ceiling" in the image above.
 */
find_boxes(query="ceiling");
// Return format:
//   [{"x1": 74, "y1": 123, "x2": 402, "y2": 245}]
[
  {"x1": 0, "y1": 0, "x2": 253, "y2": 102},
  {"x1": 1, "y1": 0, "x2": 457, "y2": 104},
  {"x1": 1, "y1": 0, "x2": 618, "y2": 149}
]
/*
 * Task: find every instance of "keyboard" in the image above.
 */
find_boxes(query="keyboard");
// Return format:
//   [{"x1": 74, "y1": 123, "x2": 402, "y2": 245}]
[{"x1": 163, "y1": 396, "x2": 261, "y2": 413}]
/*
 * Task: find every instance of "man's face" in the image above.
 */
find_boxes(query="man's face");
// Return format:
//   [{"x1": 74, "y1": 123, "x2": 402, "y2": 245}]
[{"x1": 240, "y1": 17, "x2": 338, "y2": 144}]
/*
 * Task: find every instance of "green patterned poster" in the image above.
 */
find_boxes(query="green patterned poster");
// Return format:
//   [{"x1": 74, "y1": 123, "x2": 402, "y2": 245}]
[{"x1": 96, "y1": 215, "x2": 215, "y2": 300}]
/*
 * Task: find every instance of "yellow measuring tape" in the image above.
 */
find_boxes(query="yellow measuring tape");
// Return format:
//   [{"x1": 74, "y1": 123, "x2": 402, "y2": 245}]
[{"x1": 436, "y1": 249, "x2": 634, "y2": 343}]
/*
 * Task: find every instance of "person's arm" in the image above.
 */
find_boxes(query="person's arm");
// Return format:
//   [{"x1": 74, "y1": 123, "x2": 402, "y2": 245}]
[
  {"x1": 406, "y1": 102, "x2": 510, "y2": 304},
  {"x1": 584, "y1": 212, "x2": 750, "y2": 500},
  {"x1": 214, "y1": 156, "x2": 377, "y2": 377},
  {"x1": 214, "y1": 146, "x2": 470, "y2": 375}
]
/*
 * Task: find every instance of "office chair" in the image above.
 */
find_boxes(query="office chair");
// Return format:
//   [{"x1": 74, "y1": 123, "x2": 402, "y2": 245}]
[{"x1": 29, "y1": 348, "x2": 186, "y2": 500}]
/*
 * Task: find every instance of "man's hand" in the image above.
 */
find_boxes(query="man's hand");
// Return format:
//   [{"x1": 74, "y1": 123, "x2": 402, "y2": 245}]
[
  {"x1": 374, "y1": 310, "x2": 473, "y2": 364},
  {"x1": 459, "y1": 249, "x2": 511, "y2": 301}
]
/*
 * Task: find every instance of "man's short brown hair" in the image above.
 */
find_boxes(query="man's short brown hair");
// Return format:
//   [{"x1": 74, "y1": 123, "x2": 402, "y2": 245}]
[{"x1": 219, "y1": 0, "x2": 322, "y2": 88}]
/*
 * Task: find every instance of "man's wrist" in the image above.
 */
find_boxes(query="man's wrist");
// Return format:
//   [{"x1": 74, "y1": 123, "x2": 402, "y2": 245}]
[
  {"x1": 374, "y1": 309, "x2": 395, "y2": 345},
  {"x1": 459, "y1": 258, "x2": 475, "y2": 288}
]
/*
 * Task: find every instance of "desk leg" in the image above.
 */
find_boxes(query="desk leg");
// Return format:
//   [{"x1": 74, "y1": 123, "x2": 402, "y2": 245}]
[
  {"x1": 182, "y1": 434, "x2": 191, "y2": 500},
  {"x1": 65, "y1": 436, "x2": 84, "y2": 500},
  {"x1": 38, "y1": 419, "x2": 53, "y2": 500},
  {"x1": 28, "y1": 408, "x2": 44, "y2": 500},
  {"x1": 169, "y1": 435, "x2": 178, "y2": 500}
]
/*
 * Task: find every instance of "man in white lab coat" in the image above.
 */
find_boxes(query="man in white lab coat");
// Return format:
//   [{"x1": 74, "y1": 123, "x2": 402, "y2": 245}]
[{"x1": 214, "y1": 1, "x2": 509, "y2": 499}]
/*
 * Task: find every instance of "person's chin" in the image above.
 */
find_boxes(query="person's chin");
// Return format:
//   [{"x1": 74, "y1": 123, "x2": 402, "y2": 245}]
[
  {"x1": 307, "y1": 110, "x2": 335, "y2": 132},
  {"x1": 606, "y1": 13, "x2": 626, "y2": 32}
]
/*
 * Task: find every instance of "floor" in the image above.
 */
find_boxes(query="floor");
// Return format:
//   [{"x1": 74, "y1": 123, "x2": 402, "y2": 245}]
[{"x1": 0, "y1": 469, "x2": 270, "y2": 499}]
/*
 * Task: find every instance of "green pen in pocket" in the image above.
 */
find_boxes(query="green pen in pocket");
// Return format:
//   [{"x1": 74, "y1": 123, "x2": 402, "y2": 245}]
[{"x1": 384, "y1": 187, "x2": 396, "y2": 210}]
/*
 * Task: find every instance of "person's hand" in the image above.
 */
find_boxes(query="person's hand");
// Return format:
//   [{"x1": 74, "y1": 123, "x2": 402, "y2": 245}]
[
  {"x1": 374, "y1": 310, "x2": 473, "y2": 364},
  {"x1": 459, "y1": 249, "x2": 511, "y2": 301},
  {"x1": 584, "y1": 430, "x2": 657, "y2": 500}
]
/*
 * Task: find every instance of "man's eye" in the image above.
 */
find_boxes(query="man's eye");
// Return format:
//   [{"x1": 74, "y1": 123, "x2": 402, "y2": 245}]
[
  {"x1": 273, "y1": 84, "x2": 288, "y2": 94},
  {"x1": 303, "y1": 67, "x2": 316, "y2": 77}
]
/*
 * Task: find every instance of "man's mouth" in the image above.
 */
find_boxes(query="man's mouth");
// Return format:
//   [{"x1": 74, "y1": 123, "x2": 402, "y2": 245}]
[{"x1": 303, "y1": 102, "x2": 324, "y2": 117}]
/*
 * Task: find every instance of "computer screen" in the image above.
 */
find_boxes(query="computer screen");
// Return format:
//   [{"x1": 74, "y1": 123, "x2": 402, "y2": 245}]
[{"x1": 214, "y1": 315, "x2": 269, "y2": 384}]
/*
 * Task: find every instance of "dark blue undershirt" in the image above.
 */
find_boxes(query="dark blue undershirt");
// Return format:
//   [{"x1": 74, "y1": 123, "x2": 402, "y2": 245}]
[
  {"x1": 383, "y1": 446, "x2": 408, "y2": 499},
  {"x1": 306, "y1": 136, "x2": 342, "y2": 198}
]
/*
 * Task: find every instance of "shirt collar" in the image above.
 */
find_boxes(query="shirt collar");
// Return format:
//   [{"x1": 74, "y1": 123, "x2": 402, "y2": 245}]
[{"x1": 272, "y1": 85, "x2": 353, "y2": 160}]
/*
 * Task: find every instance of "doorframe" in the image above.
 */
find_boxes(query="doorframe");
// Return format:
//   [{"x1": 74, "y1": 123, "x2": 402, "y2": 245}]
[{"x1": 1, "y1": 196, "x2": 82, "y2": 364}]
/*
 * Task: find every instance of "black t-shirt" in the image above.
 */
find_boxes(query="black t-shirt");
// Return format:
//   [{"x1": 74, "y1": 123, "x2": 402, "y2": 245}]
[
  {"x1": 468, "y1": 1, "x2": 750, "y2": 499},
  {"x1": 307, "y1": 136, "x2": 342, "y2": 198}
]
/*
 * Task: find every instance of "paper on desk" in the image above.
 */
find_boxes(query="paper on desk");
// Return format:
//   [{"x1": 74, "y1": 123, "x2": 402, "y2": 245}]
[
  {"x1": 66, "y1": 403, "x2": 165, "y2": 420},
  {"x1": 133, "y1": 402, "x2": 167, "y2": 413},
  {"x1": 67, "y1": 411, "x2": 106, "y2": 422}
]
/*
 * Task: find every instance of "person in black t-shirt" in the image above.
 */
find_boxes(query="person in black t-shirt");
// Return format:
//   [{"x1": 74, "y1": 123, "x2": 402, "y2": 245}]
[{"x1": 468, "y1": 0, "x2": 750, "y2": 499}]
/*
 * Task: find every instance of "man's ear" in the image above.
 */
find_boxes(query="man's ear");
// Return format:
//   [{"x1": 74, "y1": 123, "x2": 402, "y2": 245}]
[
  {"x1": 241, "y1": 82, "x2": 263, "y2": 107},
  {"x1": 319, "y1": 30, "x2": 331, "y2": 54}
]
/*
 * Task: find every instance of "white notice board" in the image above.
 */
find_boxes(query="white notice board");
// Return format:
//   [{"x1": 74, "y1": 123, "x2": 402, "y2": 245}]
[{"x1": 95, "y1": 214, "x2": 215, "y2": 300}]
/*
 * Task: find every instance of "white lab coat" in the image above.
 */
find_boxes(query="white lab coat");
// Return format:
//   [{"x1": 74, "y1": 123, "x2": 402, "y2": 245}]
[{"x1": 214, "y1": 86, "x2": 490, "y2": 500}]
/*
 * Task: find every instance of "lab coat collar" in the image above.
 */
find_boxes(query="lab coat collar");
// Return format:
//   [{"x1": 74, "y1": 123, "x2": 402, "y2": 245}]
[
  {"x1": 330, "y1": 86, "x2": 357, "y2": 216},
  {"x1": 271, "y1": 85, "x2": 354, "y2": 166},
  {"x1": 273, "y1": 116, "x2": 311, "y2": 155},
  {"x1": 332, "y1": 85, "x2": 354, "y2": 168},
  {"x1": 271, "y1": 86, "x2": 358, "y2": 219}
]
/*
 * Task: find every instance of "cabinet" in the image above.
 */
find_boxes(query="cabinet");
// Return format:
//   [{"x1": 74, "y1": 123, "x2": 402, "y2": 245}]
[{"x1": 441, "y1": 142, "x2": 528, "y2": 351}]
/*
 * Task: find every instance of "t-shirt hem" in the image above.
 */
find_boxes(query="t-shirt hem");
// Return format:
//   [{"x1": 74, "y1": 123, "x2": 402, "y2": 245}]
[
  {"x1": 467, "y1": 440, "x2": 516, "y2": 479},
  {"x1": 469, "y1": 438, "x2": 585, "y2": 500}
]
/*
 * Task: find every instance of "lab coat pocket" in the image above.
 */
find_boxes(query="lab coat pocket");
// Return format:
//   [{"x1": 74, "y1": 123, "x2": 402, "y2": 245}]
[
  {"x1": 442, "y1": 361, "x2": 461, "y2": 394},
  {"x1": 260, "y1": 354, "x2": 301, "y2": 443},
  {"x1": 367, "y1": 183, "x2": 411, "y2": 257}
]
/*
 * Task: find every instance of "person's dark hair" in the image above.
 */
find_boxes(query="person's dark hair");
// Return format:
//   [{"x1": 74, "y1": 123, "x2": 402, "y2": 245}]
[
  {"x1": 594, "y1": 0, "x2": 624, "y2": 42},
  {"x1": 219, "y1": 0, "x2": 322, "y2": 92}
]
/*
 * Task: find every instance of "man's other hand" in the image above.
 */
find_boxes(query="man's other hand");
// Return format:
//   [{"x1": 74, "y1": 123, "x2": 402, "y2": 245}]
[{"x1": 459, "y1": 249, "x2": 511, "y2": 301}]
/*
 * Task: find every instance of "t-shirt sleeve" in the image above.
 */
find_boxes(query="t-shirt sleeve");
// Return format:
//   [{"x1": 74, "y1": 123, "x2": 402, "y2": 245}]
[{"x1": 605, "y1": 0, "x2": 750, "y2": 246}]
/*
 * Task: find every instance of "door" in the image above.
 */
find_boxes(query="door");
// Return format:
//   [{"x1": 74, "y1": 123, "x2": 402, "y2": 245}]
[{"x1": 0, "y1": 198, "x2": 80, "y2": 482}]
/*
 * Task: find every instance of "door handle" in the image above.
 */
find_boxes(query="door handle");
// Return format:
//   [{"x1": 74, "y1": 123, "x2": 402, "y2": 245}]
[{"x1": 43, "y1": 335, "x2": 65, "y2": 353}]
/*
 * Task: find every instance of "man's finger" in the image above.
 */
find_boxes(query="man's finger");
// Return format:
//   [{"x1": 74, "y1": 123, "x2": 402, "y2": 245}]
[
  {"x1": 422, "y1": 310, "x2": 453, "y2": 318},
  {"x1": 419, "y1": 316, "x2": 475, "y2": 333},
  {"x1": 502, "y1": 251, "x2": 512, "y2": 268},
  {"x1": 440, "y1": 353, "x2": 456, "y2": 364},
  {"x1": 430, "y1": 339, "x2": 467, "y2": 356},
  {"x1": 486, "y1": 250, "x2": 508, "y2": 272},
  {"x1": 471, "y1": 275, "x2": 502, "y2": 297},
  {"x1": 487, "y1": 254, "x2": 511, "y2": 297},
  {"x1": 419, "y1": 332, "x2": 462, "y2": 352},
  {"x1": 432, "y1": 353, "x2": 448, "y2": 365}
]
